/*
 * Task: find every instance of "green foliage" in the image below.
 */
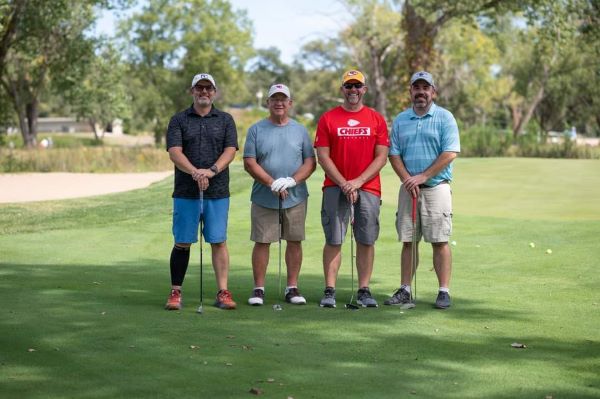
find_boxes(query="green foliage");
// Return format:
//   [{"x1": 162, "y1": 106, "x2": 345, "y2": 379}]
[
  {"x1": 119, "y1": 0, "x2": 254, "y2": 144},
  {"x1": 0, "y1": 1, "x2": 99, "y2": 146},
  {"x1": 459, "y1": 125, "x2": 512, "y2": 157},
  {"x1": 66, "y1": 43, "x2": 132, "y2": 141}
]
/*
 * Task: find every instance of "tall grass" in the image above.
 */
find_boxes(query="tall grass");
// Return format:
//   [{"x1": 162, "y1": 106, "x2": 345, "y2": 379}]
[
  {"x1": 0, "y1": 146, "x2": 173, "y2": 173},
  {"x1": 460, "y1": 125, "x2": 600, "y2": 159}
]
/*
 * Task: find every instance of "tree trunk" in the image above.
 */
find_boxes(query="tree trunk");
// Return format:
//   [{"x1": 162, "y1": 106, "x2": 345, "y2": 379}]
[
  {"x1": 369, "y1": 45, "x2": 388, "y2": 121},
  {"x1": 26, "y1": 98, "x2": 39, "y2": 147},
  {"x1": 89, "y1": 118, "x2": 105, "y2": 142},
  {"x1": 402, "y1": 1, "x2": 438, "y2": 73}
]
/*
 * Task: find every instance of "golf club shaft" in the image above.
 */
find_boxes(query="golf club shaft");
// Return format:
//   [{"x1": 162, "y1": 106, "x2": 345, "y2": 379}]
[
  {"x1": 199, "y1": 189, "x2": 204, "y2": 311},
  {"x1": 278, "y1": 195, "x2": 283, "y2": 303},
  {"x1": 349, "y1": 197, "x2": 355, "y2": 305},
  {"x1": 411, "y1": 195, "x2": 417, "y2": 302}
]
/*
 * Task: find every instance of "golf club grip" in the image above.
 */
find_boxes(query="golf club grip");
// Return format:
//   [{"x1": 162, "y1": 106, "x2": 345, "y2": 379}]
[
  {"x1": 278, "y1": 196, "x2": 283, "y2": 235},
  {"x1": 411, "y1": 195, "x2": 417, "y2": 223}
]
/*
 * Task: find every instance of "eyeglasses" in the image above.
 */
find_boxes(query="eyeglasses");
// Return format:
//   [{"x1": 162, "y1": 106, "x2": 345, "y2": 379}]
[
  {"x1": 343, "y1": 83, "x2": 364, "y2": 90},
  {"x1": 194, "y1": 85, "x2": 215, "y2": 92},
  {"x1": 268, "y1": 98, "x2": 289, "y2": 103}
]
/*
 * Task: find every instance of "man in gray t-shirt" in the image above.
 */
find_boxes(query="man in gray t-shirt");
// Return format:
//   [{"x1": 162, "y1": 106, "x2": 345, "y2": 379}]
[{"x1": 243, "y1": 84, "x2": 316, "y2": 306}]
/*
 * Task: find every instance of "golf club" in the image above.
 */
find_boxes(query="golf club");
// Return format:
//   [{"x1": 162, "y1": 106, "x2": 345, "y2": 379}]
[
  {"x1": 401, "y1": 194, "x2": 418, "y2": 310},
  {"x1": 196, "y1": 189, "x2": 204, "y2": 314},
  {"x1": 345, "y1": 197, "x2": 359, "y2": 310},
  {"x1": 272, "y1": 195, "x2": 283, "y2": 311}
]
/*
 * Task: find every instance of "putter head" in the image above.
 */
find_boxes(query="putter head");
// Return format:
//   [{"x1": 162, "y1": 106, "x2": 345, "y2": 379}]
[
  {"x1": 272, "y1": 304, "x2": 282, "y2": 311},
  {"x1": 400, "y1": 302, "x2": 416, "y2": 310},
  {"x1": 345, "y1": 303, "x2": 359, "y2": 310},
  {"x1": 196, "y1": 305, "x2": 203, "y2": 314}
]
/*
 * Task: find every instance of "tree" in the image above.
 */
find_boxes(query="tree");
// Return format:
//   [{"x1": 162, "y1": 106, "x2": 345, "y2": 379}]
[
  {"x1": 341, "y1": 0, "x2": 403, "y2": 120},
  {"x1": 67, "y1": 44, "x2": 132, "y2": 142},
  {"x1": 245, "y1": 47, "x2": 291, "y2": 107},
  {"x1": 120, "y1": 0, "x2": 253, "y2": 144},
  {"x1": 398, "y1": 0, "x2": 534, "y2": 73},
  {"x1": 500, "y1": 2, "x2": 582, "y2": 138},
  {"x1": 0, "y1": 1, "x2": 97, "y2": 147}
]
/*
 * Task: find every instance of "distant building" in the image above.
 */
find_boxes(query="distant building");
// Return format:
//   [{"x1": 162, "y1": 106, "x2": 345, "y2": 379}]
[{"x1": 12, "y1": 117, "x2": 123, "y2": 135}]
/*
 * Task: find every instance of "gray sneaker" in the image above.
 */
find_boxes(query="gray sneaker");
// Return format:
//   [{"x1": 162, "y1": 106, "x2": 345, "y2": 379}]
[
  {"x1": 319, "y1": 287, "x2": 336, "y2": 308},
  {"x1": 435, "y1": 291, "x2": 451, "y2": 309},
  {"x1": 357, "y1": 287, "x2": 378, "y2": 308},
  {"x1": 384, "y1": 288, "x2": 411, "y2": 305}
]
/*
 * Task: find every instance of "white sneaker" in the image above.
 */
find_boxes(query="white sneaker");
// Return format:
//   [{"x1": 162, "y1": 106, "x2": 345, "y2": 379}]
[
  {"x1": 285, "y1": 287, "x2": 306, "y2": 305},
  {"x1": 248, "y1": 288, "x2": 264, "y2": 306}
]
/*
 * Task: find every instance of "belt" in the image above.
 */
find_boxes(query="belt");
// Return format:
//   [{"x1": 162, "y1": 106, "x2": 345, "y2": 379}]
[{"x1": 419, "y1": 180, "x2": 448, "y2": 189}]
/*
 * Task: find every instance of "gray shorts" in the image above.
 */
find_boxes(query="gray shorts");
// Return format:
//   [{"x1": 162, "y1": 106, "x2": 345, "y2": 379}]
[
  {"x1": 396, "y1": 183, "x2": 453, "y2": 243},
  {"x1": 251, "y1": 201, "x2": 307, "y2": 243},
  {"x1": 320, "y1": 186, "x2": 380, "y2": 245}
]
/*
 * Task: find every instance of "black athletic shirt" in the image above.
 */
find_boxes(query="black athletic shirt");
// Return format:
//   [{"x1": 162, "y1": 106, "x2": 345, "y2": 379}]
[{"x1": 166, "y1": 105, "x2": 238, "y2": 199}]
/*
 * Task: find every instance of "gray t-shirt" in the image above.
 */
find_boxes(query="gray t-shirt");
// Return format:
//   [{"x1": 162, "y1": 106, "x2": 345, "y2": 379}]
[{"x1": 243, "y1": 118, "x2": 315, "y2": 209}]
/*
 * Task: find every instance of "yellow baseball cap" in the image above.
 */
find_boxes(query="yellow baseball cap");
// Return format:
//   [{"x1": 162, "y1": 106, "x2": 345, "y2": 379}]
[{"x1": 342, "y1": 70, "x2": 366, "y2": 85}]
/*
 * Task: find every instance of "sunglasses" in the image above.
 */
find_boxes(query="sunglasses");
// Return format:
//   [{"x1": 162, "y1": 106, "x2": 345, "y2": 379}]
[
  {"x1": 343, "y1": 83, "x2": 364, "y2": 90},
  {"x1": 194, "y1": 85, "x2": 215, "y2": 92}
]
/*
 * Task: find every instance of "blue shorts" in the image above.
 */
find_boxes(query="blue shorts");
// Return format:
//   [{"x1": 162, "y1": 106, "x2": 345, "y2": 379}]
[{"x1": 172, "y1": 197, "x2": 229, "y2": 244}]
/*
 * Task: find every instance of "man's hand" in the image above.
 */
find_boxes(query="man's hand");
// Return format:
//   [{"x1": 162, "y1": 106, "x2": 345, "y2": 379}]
[{"x1": 271, "y1": 177, "x2": 296, "y2": 193}]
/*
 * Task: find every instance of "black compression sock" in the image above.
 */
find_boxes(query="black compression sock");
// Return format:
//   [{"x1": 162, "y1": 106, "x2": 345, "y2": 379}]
[{"x1": 169, "y1": 245, "x2": 190, "y2": 286}]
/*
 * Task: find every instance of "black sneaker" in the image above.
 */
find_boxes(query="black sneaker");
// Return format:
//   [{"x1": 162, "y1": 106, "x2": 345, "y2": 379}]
[
  {"x1": 435, "y1": 291, "x2": 451, "y2": 309},
  {"x1": 357, "y1": 287, "x2": 378, "y2": 307},
  {"x1": 285, "y1": 287, "x2": 306, "y2": 305},
  {"x1": 384, "y1": 288, "x2": 411, "y2": 305},
  {"x1": 319, "y1": 287, "x2": 336, "y2": 308}
]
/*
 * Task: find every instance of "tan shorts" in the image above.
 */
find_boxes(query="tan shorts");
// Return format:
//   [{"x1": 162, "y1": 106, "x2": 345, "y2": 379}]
[
  {"x1": 251, "y1": 201, "x2": 307, "y2": 243},
  {"x1": 396, "y1": 183, "x2": 453, "y2": 243}
]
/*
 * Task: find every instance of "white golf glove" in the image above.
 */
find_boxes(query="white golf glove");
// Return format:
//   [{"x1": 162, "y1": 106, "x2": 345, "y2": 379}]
[
  {"x1": 271, "y1": 177, "x2": 288, "y2": 192},
  {"x1": 271, "y1": 177, "x2": 296, "y2": 192},
  {"x1": 280, "y1": 177, "x2": 296, "y2": 191}
]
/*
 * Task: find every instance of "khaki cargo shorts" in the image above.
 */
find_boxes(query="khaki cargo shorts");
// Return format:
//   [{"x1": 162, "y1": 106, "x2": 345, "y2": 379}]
[
  {"x1": 251, "y1": 201, "x2": 307, "y2": 243},
  {"x1": 396, "y1": 183, "x2": 452, "y2": 243}
]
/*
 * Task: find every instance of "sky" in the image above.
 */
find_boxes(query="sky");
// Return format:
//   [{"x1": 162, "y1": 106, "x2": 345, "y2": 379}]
[{"x1": 95, "y1": 0, "x2": 351, "y2": 64}]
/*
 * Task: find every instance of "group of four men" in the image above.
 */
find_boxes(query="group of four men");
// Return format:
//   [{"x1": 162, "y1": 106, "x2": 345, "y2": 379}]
[{"x1": 164, "y1": 69, "x2": 460, "y2": 311}]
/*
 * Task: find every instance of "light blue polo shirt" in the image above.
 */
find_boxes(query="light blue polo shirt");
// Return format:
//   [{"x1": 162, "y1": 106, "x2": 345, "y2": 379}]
[
  {"x1": 389, "y1": 103, "x2": 460, "y2": 186},
  {"x1": 243, "y1": 118, "x2": 315, "y2": 209}
]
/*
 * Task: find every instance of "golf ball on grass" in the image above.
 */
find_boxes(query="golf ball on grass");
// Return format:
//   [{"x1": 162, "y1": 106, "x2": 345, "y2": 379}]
[
  {"x1": 451, "y1": 241, "x2": 457, "y2": 246},
  {"x1": 529, "y1": 242, "x2": 535, "y2": 248},
  {"x1": 546, "y1": 249, "x2": 552, "y2": 254}
]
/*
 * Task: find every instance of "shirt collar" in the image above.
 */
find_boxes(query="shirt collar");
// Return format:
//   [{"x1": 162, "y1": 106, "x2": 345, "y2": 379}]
[
  {"x1": 410, "y1": 102, "x2": 437, "y2": 119},
  {"x1": 186, "y1": 104, "x2": 218, "y2": 117}
]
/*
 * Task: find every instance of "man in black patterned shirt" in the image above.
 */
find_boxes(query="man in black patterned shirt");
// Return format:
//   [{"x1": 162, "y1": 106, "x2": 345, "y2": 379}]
[{"x1": 164, "y1": 73, "x2": 238, "y2": 310}]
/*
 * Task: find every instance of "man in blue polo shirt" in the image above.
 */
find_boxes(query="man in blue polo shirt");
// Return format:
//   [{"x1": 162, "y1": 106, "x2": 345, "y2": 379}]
[{"x1": 385, "y1": 71, "x2": 460, "y2": 309}]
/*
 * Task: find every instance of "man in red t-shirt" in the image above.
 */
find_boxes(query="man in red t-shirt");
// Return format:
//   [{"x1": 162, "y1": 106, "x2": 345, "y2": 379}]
[{"x1": 314, "y1": 69, "x2": 390, "y2": 308}]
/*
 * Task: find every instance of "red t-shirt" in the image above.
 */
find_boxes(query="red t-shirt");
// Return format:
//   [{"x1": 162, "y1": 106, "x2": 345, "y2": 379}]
[{"x1": 314, "y1": 106, "x2": 389, "y2": 197}]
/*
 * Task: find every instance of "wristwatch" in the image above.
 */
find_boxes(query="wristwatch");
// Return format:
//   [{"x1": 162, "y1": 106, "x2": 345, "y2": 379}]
[{"x1": 209, "y1": 164, "x2": 219, "y2": 174}]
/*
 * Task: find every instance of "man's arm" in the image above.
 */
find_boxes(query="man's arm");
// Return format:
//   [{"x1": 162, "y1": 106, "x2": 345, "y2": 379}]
[
  {"x1": 346, "y1": 144, "x2": 388, "y2": 192},
  {"x1": 292, "y1": 156, "x2": 316, "y2": 184},
  {"x1": 243, "y1": 157, "x2": 274, "y2": 187},
  {"x1": 397, "y1": 151, "x2": 458, "y2": 194},
  {"x1": 316, "y1": 146, "x2": 347, "y2": 189}
]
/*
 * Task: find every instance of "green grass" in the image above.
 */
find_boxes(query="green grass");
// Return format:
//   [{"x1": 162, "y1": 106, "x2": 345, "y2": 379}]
[{"x1": 1, "y1": 158, "x2": 599, "y2": 398}]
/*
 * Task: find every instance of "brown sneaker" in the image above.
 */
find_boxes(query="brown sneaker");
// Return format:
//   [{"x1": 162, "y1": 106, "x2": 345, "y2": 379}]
[
  {"x1": 165, "y1": 289, "x2": 182, "y2": 310},
  {"x1": 215, "y1": 289, "x2": 237, "y2": 310}
]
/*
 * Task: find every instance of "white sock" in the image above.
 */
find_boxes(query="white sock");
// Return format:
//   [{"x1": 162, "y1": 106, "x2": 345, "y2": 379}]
[
  {"x1": 439, "y1": 287, "x2": 449, "y2": 293},
  {"x1": 401, "y1": 284, "x2": 411, "y2": 293},
  {"x1": 254, "y1": 286, "x2": 264, "y2": 292}
]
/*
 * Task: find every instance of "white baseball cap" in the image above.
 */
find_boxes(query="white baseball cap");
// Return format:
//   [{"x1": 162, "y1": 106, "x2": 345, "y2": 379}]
[
  {"x1": 410, "y1": 71, "x2": 435, "y2": 88},
  {"x1": 191, "y1": 73, "x2": 217, "y2": 89},
  {"x1": 268, "y1": 83, "x2": 291, "y2": 98}
]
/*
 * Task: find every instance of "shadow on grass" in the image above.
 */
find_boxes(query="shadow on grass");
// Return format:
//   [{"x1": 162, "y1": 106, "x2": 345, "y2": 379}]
[{"x1": 1, "y1": 261, "x2": 599, "y2": 398}]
